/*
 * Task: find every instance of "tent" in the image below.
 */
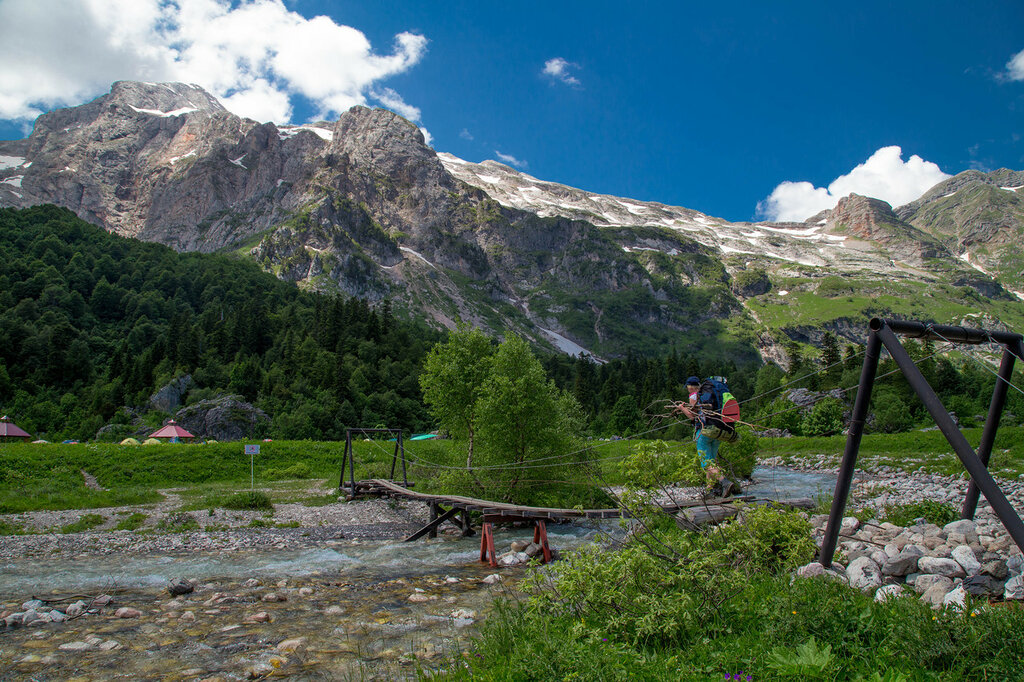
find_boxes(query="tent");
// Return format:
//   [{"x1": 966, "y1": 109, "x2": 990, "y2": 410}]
[
  {"x1": 148, "y1": 420, "x2": 195, "y2": 442},
  {"x1": 0, "y1": 416, "x2": 31, "y2": 442},
  {"x1": 120, "y1": 437, "x2": 141, "y2": 445}
]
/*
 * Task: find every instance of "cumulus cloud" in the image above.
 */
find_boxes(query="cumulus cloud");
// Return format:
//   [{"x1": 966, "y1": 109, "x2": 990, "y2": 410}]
[
  {"x1": 0, "y1": 0, "x2": 427, "y2": 124},
  {"x1": 1006, "y1": 48, "x2": 1024, "y2": 81},
  {"x1": 757, "y1": 146, "x2": 951, "y2": 222},
  {"x1": 543, "y1": 57, "x2": 581, "y2": 86},
  {"x1": 495, "y1": 151, "x2": 528, "y2": 168}
]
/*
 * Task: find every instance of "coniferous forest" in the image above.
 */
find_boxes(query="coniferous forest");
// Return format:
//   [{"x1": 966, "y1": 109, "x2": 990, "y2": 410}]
[{"x1": 2, "y1": 205, "x2": 1016, "y2": 442}]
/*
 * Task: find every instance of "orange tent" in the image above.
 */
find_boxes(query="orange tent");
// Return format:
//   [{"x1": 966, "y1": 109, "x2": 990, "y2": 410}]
[
  {"x1": 0, "y1": 416, "x2": 31, "y2": 442},
  {"x1": 149, "y1": 420, "x2": 195, "y2": 441}
]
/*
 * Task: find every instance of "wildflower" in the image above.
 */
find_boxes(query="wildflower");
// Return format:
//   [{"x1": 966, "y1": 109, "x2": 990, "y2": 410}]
[{"x1": 791, "y1": 610, "x2": 797, "y2": 615}]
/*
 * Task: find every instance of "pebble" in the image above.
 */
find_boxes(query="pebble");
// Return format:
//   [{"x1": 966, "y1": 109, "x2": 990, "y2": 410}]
[{"x1": 114, "y1": 607, "x2": 142, "y2": 618}]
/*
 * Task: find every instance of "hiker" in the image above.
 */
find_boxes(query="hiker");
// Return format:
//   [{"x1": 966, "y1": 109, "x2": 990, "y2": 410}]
[{"x1": 675, "y1": 376, "x2": 741, "y2": 498}]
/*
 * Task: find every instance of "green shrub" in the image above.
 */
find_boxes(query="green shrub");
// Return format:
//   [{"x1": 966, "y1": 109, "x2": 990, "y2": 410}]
[
  {"x1": 158, "y1": 512, "x2": 200, "y2": 532},
  {"x1": 880, "y1": 500, "x2": 958, "y2": 527},
  {"x1": 719, "y1": 428, "x2": 759, "y2": 479},
  {"x1": 219, "y1": 490, "x2": 274, "y2": 511},
  {"x1": 114, "y1": 512, "x2": 147, "y2": 531},
  {"x1": 801, "y1": 397, "x2": 845, "y2": 437},
  {"x1": 60, "y1": 513, "x2": 105, "y2": 533}
]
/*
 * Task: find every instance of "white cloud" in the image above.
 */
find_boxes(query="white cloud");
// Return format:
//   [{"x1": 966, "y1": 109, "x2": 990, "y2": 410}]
[
  {"x1": 0, "y1": 0, "x2": 427, "y2": 124},
  {"x1": 459, "y1": 128, "x2": 474, "y2": 141},
  {"x1": 1007, "y1": 48, "x2": 1024, "y2": 81},
  {"x1": 543, "y1": 57, "x2": 581, "y2": 86},
  {"x1": 757, "y1": 146, "x2": 951, "y2": 222},
  {"x1": 495, "y1": 151, "x2": 528, "y2": 169}
]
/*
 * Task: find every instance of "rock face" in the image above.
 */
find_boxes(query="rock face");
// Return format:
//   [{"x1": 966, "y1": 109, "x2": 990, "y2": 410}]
[
  {"x1": 174, "y1": 395, "x2": 269, "y2": 441},
  {"x1": 2, "y1": 81, "x2": 1021, "y2": 360},
  {"x1": 149, "y1": 375, "x2": 194, "y2": 413}
]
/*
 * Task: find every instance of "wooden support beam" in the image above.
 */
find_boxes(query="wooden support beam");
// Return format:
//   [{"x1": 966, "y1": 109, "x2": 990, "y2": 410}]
[{"x1": 404, "y1": 505, "x2": 461, "y2": 542}]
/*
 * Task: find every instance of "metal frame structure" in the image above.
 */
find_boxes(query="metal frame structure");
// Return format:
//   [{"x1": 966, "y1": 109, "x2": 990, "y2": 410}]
[
  {"x1": 339, "y1": 428, "x2": 406, "y2": 498},
  {"x1": 819, "y1": 318, "x2": 1024, "y2": 567}
]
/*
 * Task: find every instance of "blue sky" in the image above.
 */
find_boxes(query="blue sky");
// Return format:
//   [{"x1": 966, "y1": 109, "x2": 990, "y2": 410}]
[{"x1": 1, "y1": 0, "x2": 1022, "y2": 222}]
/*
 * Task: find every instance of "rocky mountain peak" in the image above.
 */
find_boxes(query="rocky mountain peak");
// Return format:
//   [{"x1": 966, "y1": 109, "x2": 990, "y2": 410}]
[
  {"x1": 825, "y1": 193, "x2": 901, "y2": 239},
  {"x1": 106, "y1": 80, "x2": 229, "y2": 116}
]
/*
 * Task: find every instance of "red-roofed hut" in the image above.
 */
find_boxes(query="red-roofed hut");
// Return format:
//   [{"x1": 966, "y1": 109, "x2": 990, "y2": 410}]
[
  {"x1": 149, "y1": 420, "x2": 195, "y2": 442},
  {"x1": 0, "y1": 416, "x2": 31, "y2": 442}
]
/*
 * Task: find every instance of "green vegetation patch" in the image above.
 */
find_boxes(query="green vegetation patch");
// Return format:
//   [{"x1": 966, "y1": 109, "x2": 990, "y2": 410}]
[{"x1": 60, "y1": 513, "x2": 105, "y2": 533}]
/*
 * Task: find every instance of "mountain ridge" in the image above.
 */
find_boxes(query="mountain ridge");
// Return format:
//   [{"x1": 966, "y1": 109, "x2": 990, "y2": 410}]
[{"x1": 2, "y1": 81, "x2": 1022, "y2": 362}]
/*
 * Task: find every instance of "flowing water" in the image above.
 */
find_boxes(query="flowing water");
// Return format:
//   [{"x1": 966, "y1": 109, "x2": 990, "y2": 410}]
[
  {"x1": 0, "y1": 471, "x2": 832, "y2": 679},
  {"x1": 0, "y1": 524, "x2": 619, "y2": 681}
]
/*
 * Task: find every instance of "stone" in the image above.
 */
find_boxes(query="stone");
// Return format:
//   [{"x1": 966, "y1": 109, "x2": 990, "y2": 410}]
[
  {"x1": 874, "y1": 584, "x2": 906, "y2": 602},
  {"x1": 115, "y1": 608, "x2": 142, "y2": 618},
  {"x1": 407, "y1": 593, "x2": 430, "y2": 603},
  {"x1": 324, "y1": 605, "x2": 344, "y2": 616},
  {"x1": 1005, "y1": 574, "x2": 1024, "y2": 601},
  {"x1": 298, "y1": 587, "x2": 314, "y2": 597},
  {"x1": 246, "y1": 611, "x2": 271, "y2": 623},
  {"x1": 180, "y1": 611, "x2": 196, "y2": 622},
  {"x1": 20, "y1": 610, "x2": 40, "y2": 626},
  {"x1": 481, "y1": 574, "x2": 502, "y2": 585},
  {"x1": 840, "y1": 517, "x2": 860, "y2": 534},
  {"x1": 942, "y1": 586, "x2": 968, "y2": 611},
  {"x1": 510, "y1": 540, "x2": 530, "y2": 553},
  {"x1": 981, "y1": 560, "x2": 1009, "y2": 580},
  {"x1": 91, "y1": 595, "x2": 113, "y2": 607},
  {"x1": 921, "y1": 582, "x2": 953, "y2": 608},
  {"x1": 951, "y1": 546, "x2": 981, "y2": 575},
  {"x1": 846, "y1": 557, "x2": 883, "y2": 591},
  {"x1": 4, "y1": 613, "x2": 23, "y2": 628},
  {"x1": 243, "y1": 578, "x2": 263, "y2": 588},
  {"x1": 276, "y1": 637, "x2": 307, "y2": 653},
  {"x1": 49, "y1": 610, "x2": 66, "y2": 623},
  {"x1": 881, "y1": 545, "x2": 923, "y2": 577},
  {"x1": 797, "y1": 562, "x2": 825, "y2": 578},
  {"x1": 58, "y1": 641, "x2": 93, "y2": 651},
  {"x1": 918, "y1": 557, "x2": 966, "y2": 579},
  {"x1": 65, "y1": 603, "x2": 84, "y2": 618},
  {"x1": 21, "y1": 600, "x2": 44, "y2": 611},
  {"x1": 943, "y1": 519, "x2": 977, "y2": 536},
  {"x1": 524, "y1": 542, "x2": 544, "y2": 558},
  {"x1": 1007, "y1": 554, "x2": 1024, "y2": 576},
  {"x1": 98, "y1": 640, "x2": 121, "y2": 651},
  {"x1": 168, "y1": 578, "x2": 195, "y2": 596},
  {"x1": 261, "y1": 593, "x2": 286, "y2": 603},
  {"x1": 963, "y1": 574, "x2": 1005, "y2": 598},
  {"x1": 914, "y1": 574, "x2": 954, "y2": 595}
]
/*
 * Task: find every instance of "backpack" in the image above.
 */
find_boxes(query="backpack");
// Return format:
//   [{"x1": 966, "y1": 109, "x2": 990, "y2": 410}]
[{"x1": 696, "y1": 376, "x2": 740, "y2": 438}]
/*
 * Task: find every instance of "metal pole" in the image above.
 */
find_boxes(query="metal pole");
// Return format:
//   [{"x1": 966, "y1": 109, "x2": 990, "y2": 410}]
[
  {"x1": 875, "y1": 323, "x2": 1024, "y2": 554},
  {"x1": 339, "y1": 431, "x2": 348, "y2": 491},
  {"x1": 819, "y1": 330, "x2": 882, "y2": 567},
  {"x1": 399, "y1": 431, "x2": 407, "y2": 487},
  {"x1": 390, "y1": 435, "x2": 399, "y2": 481},
  {"x1": 878, "y1": 318, "x2": 1023, "y2": 347},
  {"x1": 962, "y1": 345, "x2": 1017, "y2": 519},
  {"x1": 348, "y1": 429, "x2": 356, "y2": 498}
]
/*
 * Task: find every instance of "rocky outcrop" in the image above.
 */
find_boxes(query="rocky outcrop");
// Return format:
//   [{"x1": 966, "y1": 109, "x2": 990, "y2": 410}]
[
  {"x1": 149, "y1": 375, "x2": 194, "y2": 413},
  {"x1": 823, "y1": 194, "x2": 949, "y2": 265},
  {"x1": 174, "y1": 395, "x2": 269, "y2": 441}
]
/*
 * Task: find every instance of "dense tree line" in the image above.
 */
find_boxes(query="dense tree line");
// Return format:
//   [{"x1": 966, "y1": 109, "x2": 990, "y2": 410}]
[{"x1": 0, "y1": 206, "x2": 441, "y2": 440}]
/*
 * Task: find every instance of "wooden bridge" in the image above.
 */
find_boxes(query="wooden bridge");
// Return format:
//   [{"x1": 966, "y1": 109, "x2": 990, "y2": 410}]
[{"x1": 349, "y1": 479, "x2": 796, "y2": 566}]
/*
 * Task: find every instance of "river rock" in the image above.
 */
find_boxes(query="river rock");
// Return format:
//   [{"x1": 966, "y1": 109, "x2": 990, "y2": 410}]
[
  {"x1": 168, "y1": 578, "x2": 195, "y2": 596},
  {"x1": 1007, "y1": 554, "x2": 1024, "y2": 576},
  {"x1": 276, "y1": 637, "x2": 307, "y2": 653},
  {"x1": 918, "y1": 557, "x2": 966, "y2": 579},
  {"x1": 243, "y1": 578, "x2": 263, "y2": 588},
  {"x1": 943, "y1": 519, "x2": 977, "y2": 536},
  {"x1": 246, "y1": 611, "x2": 271, "y2": 623},
  {"x1": 58, "y1": 641, "x2": 93, "y2": 651},
  {"x1": 298, "y1": 587, "x2": 314, "y2": 597},
  {"x1": 1005, "y1": 574, "x2": 1024, "y2": 601},
  {"x1": 882, "y1": 545, "x2": 923, "y2": 576},
  {"x1": 841, "y1": 517, "x2": 860, "y2": 534},
  {"x1": 407, "y1": 593, "x2": 430, "y2": 603},
  {"x1": 115, "y1": 607, "x2": 142, "y2": 618},
  {"x1": 98, "y1": 640, "x2": 121, "y2": 651},
  {"x1": 21, "y1": 600, "x2": 44, "y2": 611},
  {"x1": 951, "y1": 546, "x2": 981, "y2": 575},
  {"x1": 92, "y1": 595, "x2": 113, "y2": 607},
  {"x1": 874, "y1": 584, "x2": 906, "y2": 602},
  {"x1": 921, "y1": 581, "x2": 953, "y2": 608},
  {"x1": 65, "y1": 602, "x2": 84, "y2": 618},
  {"x1": 49, "y1": 610, "x2": 66, "y2": 623},
  {"x1": 963, "y1": 575, "x2": 1005, "y2": 598},
  {"x1": 525, "y1": 542, "x2": 544, "y2": 557},
  {"x1": 180, "y1": 611, "x2": 196, "y2": 622},
  {"x1": 914, "y1": 574, "x2": 954, "y2": 595},
  {"x1": 981, "y1": 559, "x2": 1008, "y2": 580},
  {"x1": 261, "y1": 593, "x2": 286, "y2": 603},
  {"x1": 847, "y1": 557, "x2": 882, "y2": 590},
  {"x1": 481, "y1": 574, "x2": 502, "y2": 584},
  {"x1": 797, "y1": 562, "x2": 825, "y2": 578},
  {"x1": 510, "y1": 540, "x2": 530, "y2": 552},
  {"x1": 20, "y1": 610, "x2": 40, "y2": 626},
  {"x1": 324, "y1": 605, "x2": 344, "y2": 616},
  {"x1": 942, "y1": 586, "x2": 968, "y2": 611}
]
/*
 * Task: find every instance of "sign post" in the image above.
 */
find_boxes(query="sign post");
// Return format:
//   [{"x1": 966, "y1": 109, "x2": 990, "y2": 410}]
[{"x1": 244, "y1": 444, "x2": 260, "y2": 490}]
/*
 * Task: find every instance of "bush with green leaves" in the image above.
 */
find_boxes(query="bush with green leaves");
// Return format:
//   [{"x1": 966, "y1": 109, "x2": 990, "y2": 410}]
[
  {"x1": 879, "y1": 500, "x2": 958, "y2": 527},
  {"x1": 801, "y1": 396, "x2": 845, "y2": 437}
]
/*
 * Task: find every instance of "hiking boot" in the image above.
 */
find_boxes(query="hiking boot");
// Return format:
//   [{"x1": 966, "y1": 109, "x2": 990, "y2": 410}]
[{"x1": 727, "y1": 478, "x2": 743, "y2": 496}]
